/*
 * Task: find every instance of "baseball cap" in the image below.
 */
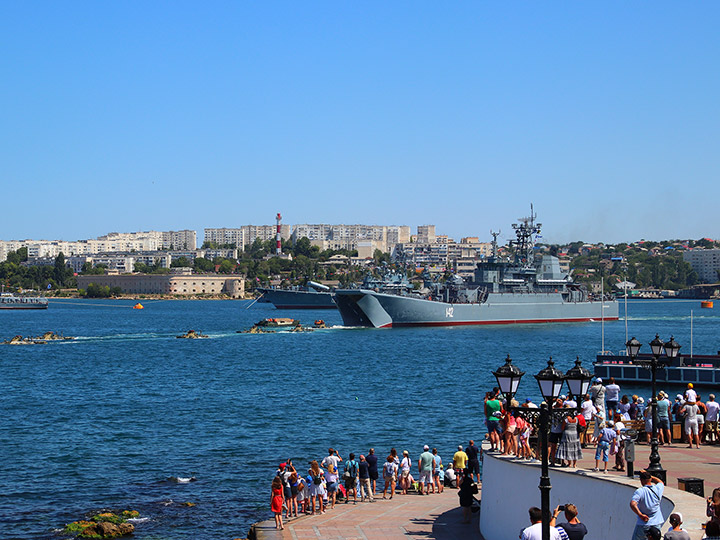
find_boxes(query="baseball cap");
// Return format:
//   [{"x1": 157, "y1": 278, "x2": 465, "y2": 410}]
[
  {"x1": 279, "y1": 463, "x2": 286, "y2": 470},
  {"x1": 423, "y1": 445, "x2": 429, "y2": 451},
  {"x1": 525, "y1": 398, "x2": 533, "y2": 403},
  {"x1": 596, "y1": 377, "x2": 602, "y2": 383}
]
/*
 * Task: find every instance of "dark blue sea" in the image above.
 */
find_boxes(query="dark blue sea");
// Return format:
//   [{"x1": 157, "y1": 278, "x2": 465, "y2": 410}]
[{"x1": 2, "y1": 298, "x2": 718, "y2": 539}]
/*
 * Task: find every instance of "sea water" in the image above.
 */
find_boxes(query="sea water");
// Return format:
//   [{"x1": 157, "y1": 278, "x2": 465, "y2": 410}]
[{"x1": 1, "y1": 298, "x2": 717, "y2": 539}]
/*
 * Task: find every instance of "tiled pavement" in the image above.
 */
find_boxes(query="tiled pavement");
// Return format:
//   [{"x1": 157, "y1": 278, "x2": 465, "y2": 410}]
[
  {"x1": 249, "y1": 442, "x2": 719, "y2": 540},
  {"x1": 250, "y1": 488, "x2": 481, "y2": 540}
]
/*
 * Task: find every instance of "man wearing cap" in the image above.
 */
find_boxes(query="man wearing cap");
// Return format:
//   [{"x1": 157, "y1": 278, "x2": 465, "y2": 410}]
[
  {"x1": 453, "y1": 445, "x2": 468, "y2": 477},
  {"x1": 656, "y1": 392, "x2": 672, "y2": 446},
  {"x1": 465, "y1": 440, "x2": 481, "y2": 483},
  {"x1": 524, "y1": 397, "x2": 538, "y2": 409},
  {"x1": 418, "y1": 445, "x2": 435, "y2": 495},
  {"x1": 590, "y1": 378, "x2": 606, "y2": 417},
  {"x1": 629, "y1": 470, "x2": 664, "y2": 540}
]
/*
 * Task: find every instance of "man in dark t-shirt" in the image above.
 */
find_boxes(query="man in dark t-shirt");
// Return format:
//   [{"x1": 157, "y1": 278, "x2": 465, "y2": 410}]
[
  {"x1": 358, "y1": 455, "x2": 373, "y2": 502},
  {"x1": 466, "y1": 440, "x2": 480, "y2": 483},
  {"x1": 366, "y1": 448, "x2": 378, "y2": 495}
]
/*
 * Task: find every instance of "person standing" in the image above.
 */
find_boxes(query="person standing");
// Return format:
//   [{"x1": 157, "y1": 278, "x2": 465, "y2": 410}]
[
  {"x1": 629, "y1": 470, "x2": 665, "y2": 540},
  {"x1": 465, "y1": 440, "x2": 481, "y2": 483},
  {"x1": 593, "y1": 421, "x2": 617, "y2": 473},
  {"x1": 324, "y1": 463, "x2": 339, "y2": 509},
  {"x1": 706, "y1": 394, "x2": 719, "y2": 444},
  {"x1": 417, "y1": 445, "x2": 435, "y2": 495},
  {"x1": 453, "y1": 445, "x2": 468, "y2": 476},
  {"x1": 457, "y1": 470, "x2": 479, "y2": 525},
  {"x1": 399, "y1": 450, "x2": 412, "y2": 495},
  {"x1": 358, "y1": 454, "x2": 374, "y2": 502},
  {"x1": 270, "y1": 476, "x2": 285, "y2": 530},
  {"x1": 590, "y1": 378, "x2": 606, "y2": 418},
  {"x1": 321, "y1": 448, "x2": 342, "y2": 472},
  {"x1": 681, "y1": 400, "x2": 701, "y2": 449},
  {"x1": 556, "y1": 414, "x2": 582, "y2": 468},
  {"x1": 344, "y1": 453, "x2": 359, "y2": 504},
  {"x1": 656, "y1": 392, "x2": 672, "y2": 445},
  {"x1": 485, "y1": 392, "x2": 502, "y2": 451},
  {"x1": 366, "y1": 448, "x2": 378, "y2": 495},
  {"x1": 580, "y1": 394, "x2": 596, "y2": 447},
  {"x1": 382, "y1": 455, "x2": 397, "y2": 499},
  {"x1": 605, "y1": 377, "x2": 621, "y2": 419},
  {"x1": 431, "y1": 447, "x2": 443, "y2": 493}
]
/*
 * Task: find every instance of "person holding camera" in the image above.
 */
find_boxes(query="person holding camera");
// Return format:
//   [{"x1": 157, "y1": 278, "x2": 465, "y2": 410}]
[{"x1": 550, "y1": 503, "x2": 587, "y2": 539}]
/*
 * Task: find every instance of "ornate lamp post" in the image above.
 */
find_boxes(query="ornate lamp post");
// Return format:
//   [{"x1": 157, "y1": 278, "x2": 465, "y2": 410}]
[
  {"x1": 533, "y1": 358, "x2": 566, "y2": 540},
  {"x1": 626, "y1": 335, "x2": 681, "y2": 484},
  {"x1": 492, "y1": 356, "x2": 593, "y2": 540}
]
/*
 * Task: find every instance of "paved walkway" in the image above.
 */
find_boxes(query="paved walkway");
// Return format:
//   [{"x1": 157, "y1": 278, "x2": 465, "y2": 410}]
[
  {"x1": 573, "y1": 440, "x2": 720, "y2": 494},
  {"x1": 250, "y1": 488, "x2": 481, "y2": 540}
]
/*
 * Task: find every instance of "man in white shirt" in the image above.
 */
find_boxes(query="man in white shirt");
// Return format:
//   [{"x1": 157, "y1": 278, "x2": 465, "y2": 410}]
[
  {"x1": 705, "y1": 394, "x2": 719, "y2": 444},
  {"x1": 520, "y1": 506, "x2": 562, "y2": 540},
  {"x1": 321, "y1": 448, "x2": 342, "y2": 471}
]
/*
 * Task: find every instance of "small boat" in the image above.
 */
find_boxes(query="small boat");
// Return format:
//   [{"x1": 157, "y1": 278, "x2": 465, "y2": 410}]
[
  {"x1": 34, "y1": 331, "x2": 74, "y2": 341},
  {"x1": 3, "y1": 335, "x2": 46, "y2": 345},
  {"x1": 237, "y1": 325, "x2": 275, "y2": 334},
  {"x1": 176, "y1": 330, "x2": 208, "y2": 339},
  {"x1": 0, "y1": 291, "x2": 49, "y2": 310},
  {"x1": 255, "y1": 318, "x2": 300, "y2": 328},
  {"x1": 701, "y1": 300, "x2": 713, "y2": 309},
  {"x1": 313, "y1": 320, "x2": 326, "y2": 328}
]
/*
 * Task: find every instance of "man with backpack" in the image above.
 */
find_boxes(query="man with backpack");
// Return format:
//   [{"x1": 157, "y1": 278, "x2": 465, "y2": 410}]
[{"x1": 343, "y1": 453, "x2": 359, "y2": 504}]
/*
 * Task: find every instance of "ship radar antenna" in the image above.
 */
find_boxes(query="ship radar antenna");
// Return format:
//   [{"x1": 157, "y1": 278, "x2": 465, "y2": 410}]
[{"x1": 490, "y1": 230, "x2": 501, "y2": 259}]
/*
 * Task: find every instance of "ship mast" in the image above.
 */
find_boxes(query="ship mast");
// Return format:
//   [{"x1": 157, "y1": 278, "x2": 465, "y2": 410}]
[{"x1": 510, "y1": 204, "x2": 542, "y2": 267}]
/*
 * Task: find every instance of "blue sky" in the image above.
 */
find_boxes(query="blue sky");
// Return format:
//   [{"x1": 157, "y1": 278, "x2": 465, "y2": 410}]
[{"x1": 1, "y1": 2, "x2": 718, "y2": 245}]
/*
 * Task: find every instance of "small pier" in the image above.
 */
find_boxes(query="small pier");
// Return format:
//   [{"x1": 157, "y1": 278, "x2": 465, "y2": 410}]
[{"x1": 249, "y1": 488, "x2": 480, "y2": 540}]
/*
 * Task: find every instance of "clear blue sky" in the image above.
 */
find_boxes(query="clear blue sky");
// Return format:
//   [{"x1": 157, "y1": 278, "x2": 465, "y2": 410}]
[{"x1": 2, "y1": 2, "x2": 718, "y2": 245}]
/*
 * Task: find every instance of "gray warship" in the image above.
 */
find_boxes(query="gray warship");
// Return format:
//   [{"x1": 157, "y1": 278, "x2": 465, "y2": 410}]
[
  {"x1": 334, "y1": 211, "x2": 619, "y2": 328},
  {"x1": 256, "y1": 281, "x2": 336, "y2": 309}
]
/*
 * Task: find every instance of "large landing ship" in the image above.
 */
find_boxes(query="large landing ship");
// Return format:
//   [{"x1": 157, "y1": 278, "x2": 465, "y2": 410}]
[{"x1": 334, "y1": 210, "x2": 618, "y2": 328}]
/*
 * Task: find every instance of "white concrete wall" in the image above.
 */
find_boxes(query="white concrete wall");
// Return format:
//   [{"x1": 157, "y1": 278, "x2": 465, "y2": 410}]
[{"x1": 480, "y1": 450, "x2": 674, "y2": 540}]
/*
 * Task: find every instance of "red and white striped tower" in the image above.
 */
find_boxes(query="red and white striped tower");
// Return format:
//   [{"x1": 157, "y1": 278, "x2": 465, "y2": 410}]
[{"x1": 276, "y1": 213, "x2": 282, "y2": 256}]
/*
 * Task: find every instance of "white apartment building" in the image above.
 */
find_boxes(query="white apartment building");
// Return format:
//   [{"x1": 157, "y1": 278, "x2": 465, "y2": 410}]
[
  {"x1": 204, "y1": 226, "x2": 291, "y2": 249},
  {"x1": 683, "y1": 249, "x2": 720, "y2": 283},
  {"x1": 291, "y1": 224, "x2": 410, "y2": 253}
]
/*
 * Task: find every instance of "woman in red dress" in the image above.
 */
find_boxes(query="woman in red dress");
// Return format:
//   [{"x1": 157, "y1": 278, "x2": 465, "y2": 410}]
[{"x1": 271, "y1": 476, "x2": 285, "y2": 530}]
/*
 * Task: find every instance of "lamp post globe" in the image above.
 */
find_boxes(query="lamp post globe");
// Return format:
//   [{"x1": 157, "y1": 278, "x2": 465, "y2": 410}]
[
  {"x1": 649, "y1": 334, "x2": 665, "y2": 357},
  {"x1": 664, "y1": 336, "x2": 681, "y2": 359},
  {"x1": 625, "y1": 336, "x2": 642, "y2": 359},
  {"x1": 534, "y1": 357, "x2": 566, "y2": 405},
  {"x1": 492, "y1": 354, "x2": 525, "y2": 405},
  {"x1": 564, "y1": 357, "x2": 593, "y2": 401}
]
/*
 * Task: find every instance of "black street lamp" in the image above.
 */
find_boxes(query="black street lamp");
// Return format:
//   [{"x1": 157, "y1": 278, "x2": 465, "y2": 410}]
[
  {"x1": 493, "y1": 354, "x2": 525, "y2": 406},
  {"x1": 626, "y1": 335, "x2": 681, "y2": 484},
  {"x1": 494, "y1": 356, "x2": 592, "y2": 540}
]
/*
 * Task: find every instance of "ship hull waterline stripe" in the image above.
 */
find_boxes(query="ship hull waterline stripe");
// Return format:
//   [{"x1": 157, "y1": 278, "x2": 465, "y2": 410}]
[{"x1": 379, "y1": 316, "x2": 620, "y2": 328}]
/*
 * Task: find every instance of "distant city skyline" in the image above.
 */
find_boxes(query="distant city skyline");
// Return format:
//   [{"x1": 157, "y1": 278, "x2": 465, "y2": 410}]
[{"x1": 2, "y1": 3, "x2": 718, "y2": 245}]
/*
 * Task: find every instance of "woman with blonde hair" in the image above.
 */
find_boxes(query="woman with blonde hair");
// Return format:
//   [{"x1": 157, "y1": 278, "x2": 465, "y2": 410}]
[{"x1": 308, "y1": 460, "x2": 325, "y2": 515}]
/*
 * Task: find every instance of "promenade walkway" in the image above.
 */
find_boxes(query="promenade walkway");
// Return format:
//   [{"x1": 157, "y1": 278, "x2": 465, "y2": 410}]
[{"x1": 250, "y1": 488, "x2": 480, "y2": 540}]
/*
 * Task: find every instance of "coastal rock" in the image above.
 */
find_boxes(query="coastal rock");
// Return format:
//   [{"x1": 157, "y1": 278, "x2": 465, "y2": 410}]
[
  {"x1": 96, "y1": 521, "x2": 120, "y2": 536},
  {"x1": 117, "y1": 522, "x2": 135, "y2": 535}
]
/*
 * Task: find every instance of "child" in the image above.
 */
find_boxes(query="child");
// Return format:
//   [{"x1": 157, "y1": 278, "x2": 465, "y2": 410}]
[{"x1": 270, "y1": 476, "x2": 284, "y2": 530}]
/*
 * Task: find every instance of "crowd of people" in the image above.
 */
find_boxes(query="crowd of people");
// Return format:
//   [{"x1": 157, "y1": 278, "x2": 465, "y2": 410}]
[
  {"x1": 484, "y1": 378, "x2": 719, "y2": 474},
  {"x1": 485, "y1": 379, "x2": 720, "y2": 539},
  {"x1": 270, "y1": 444, "x2": 480, "y2": 530}
]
